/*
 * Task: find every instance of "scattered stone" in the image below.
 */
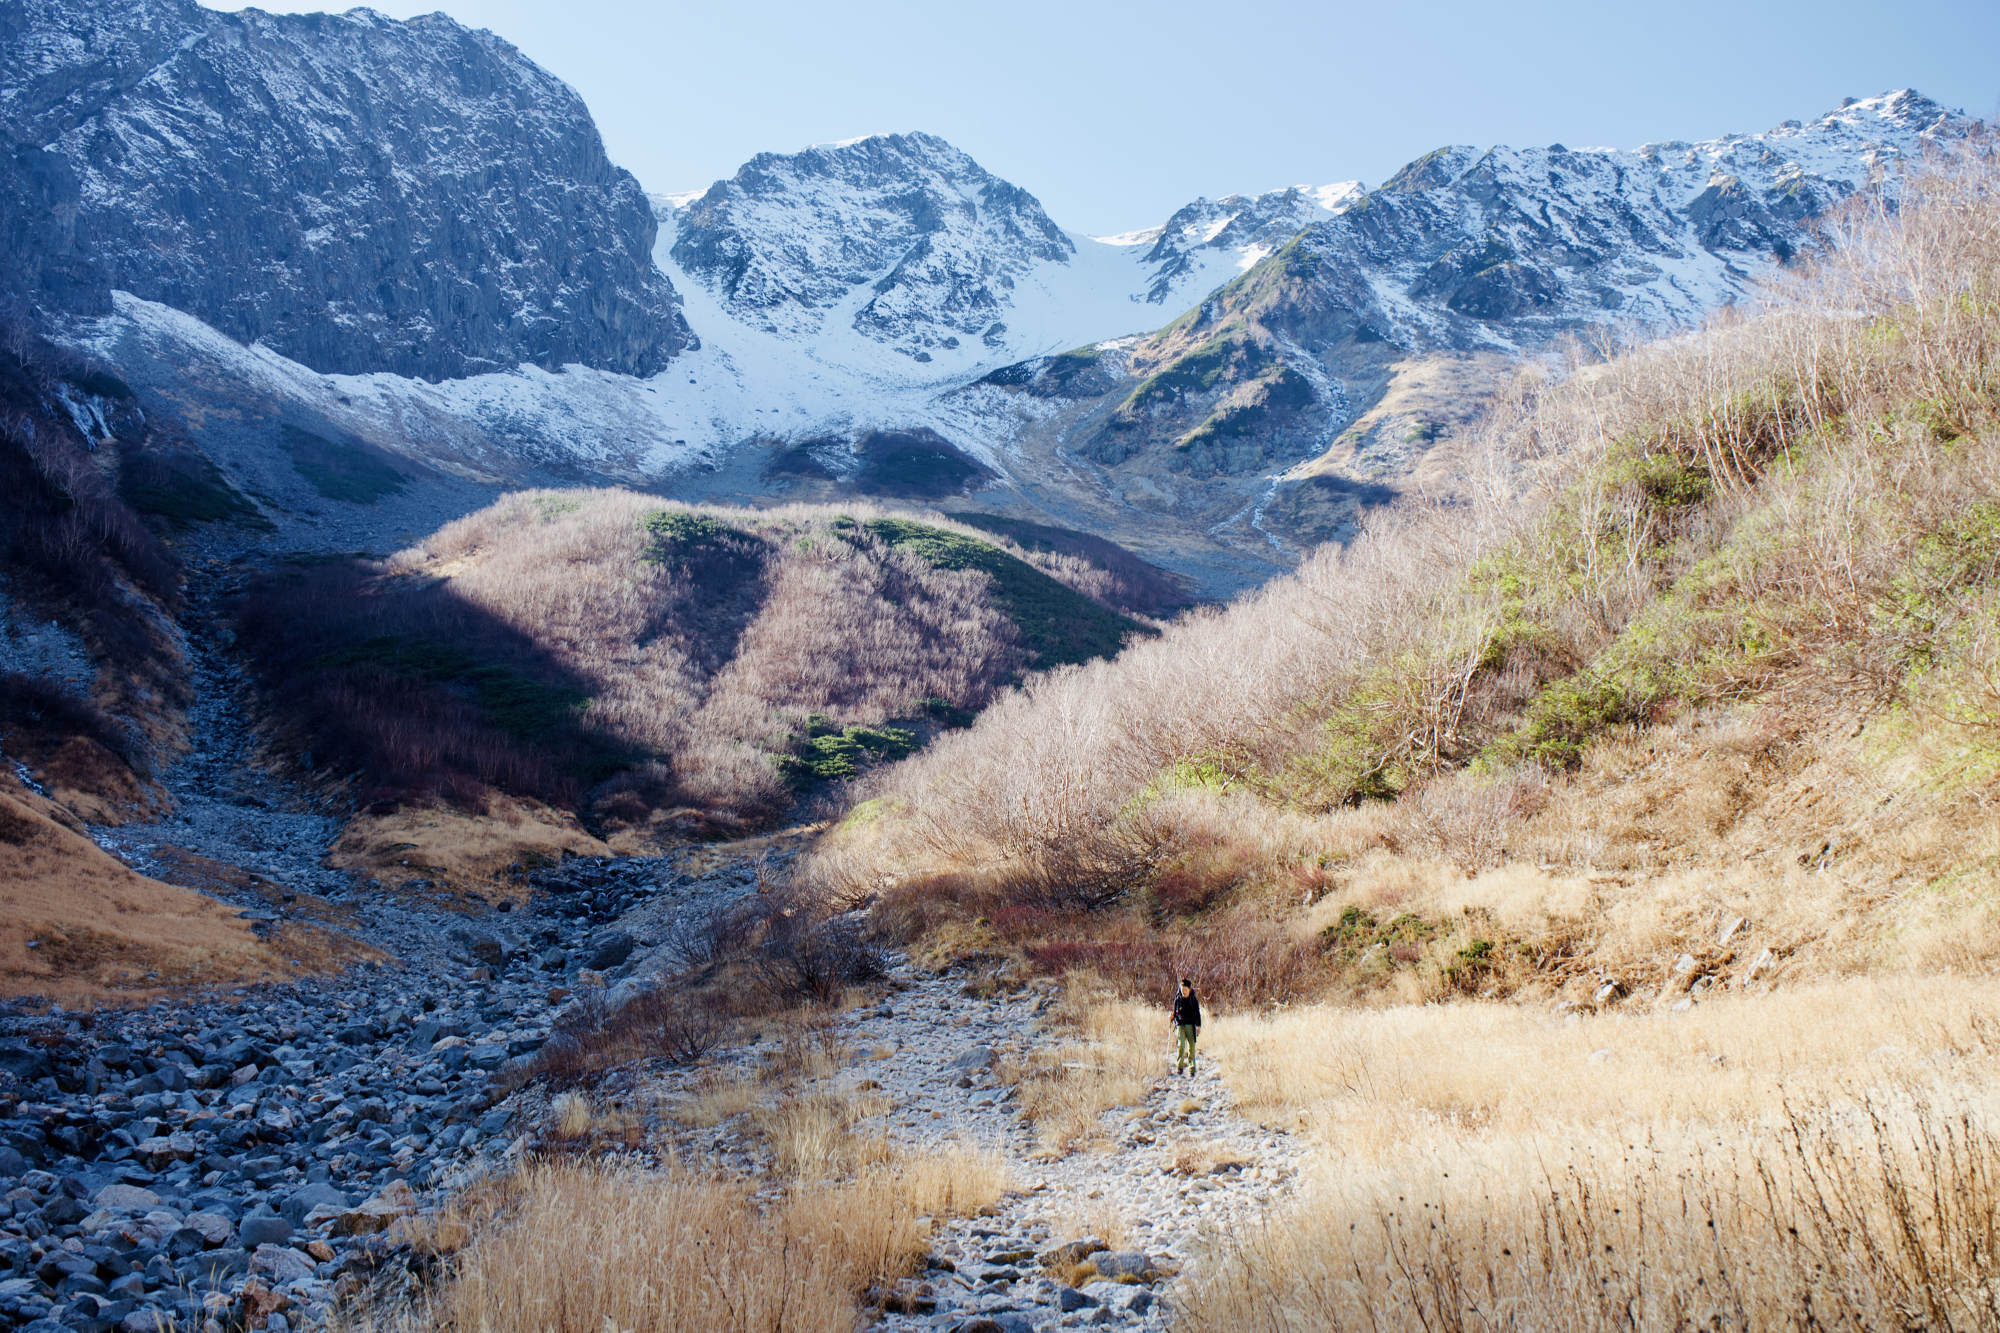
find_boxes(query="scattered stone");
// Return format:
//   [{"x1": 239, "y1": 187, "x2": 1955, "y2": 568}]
[
  {"x1": 93, "y1": 1184, "x2": 162, "y2": 1211},
  {"x1": 250, "y1": 1243, "x2": 316, "y2": 1284}
]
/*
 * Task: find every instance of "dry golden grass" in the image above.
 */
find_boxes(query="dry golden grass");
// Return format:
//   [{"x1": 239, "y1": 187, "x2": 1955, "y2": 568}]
[
  {"x1": 673, "y1": 1067, "x2": 765, "y2": 1130},
  {"x1": 327, "y1": 793, "x2": 611, "y2": 895},
  {"x1": 16, "y1": 734, "x2": 168, "y2": 826},
  {"x1": 0, "y1": 786, "x2": 292, "y2": 1002},
  {"x1": 751, "y1": 1089, "x2": 895, "y2": 1179},
  {"x1": 1205, "y1": 975, "x2": 2000, "y2": 1149},
  {"x1": 1182, "y1": 977, "x2": 2000, "y2": 1332},
  {"x1": 347, "y1": 1150, "x2": 1007, "y2": 1333},
  {"x1": 1012, "y1": 992, "x2": 1158, "y2": 1154},
  {"x1": 380, "y1": 492, "x2": 1152, "y2": 829}
]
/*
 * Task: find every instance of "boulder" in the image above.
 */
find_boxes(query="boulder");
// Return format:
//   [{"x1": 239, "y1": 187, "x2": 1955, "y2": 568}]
[
  {"x1": 946, "y1": 1045, "x2": 996, "y2": 1073},
  {"x1": 0, "y1": 1044, "x2": 52, "y2": 1083},
  {"x1": 180, "y1": 1249, "x2": 249, "y2": 1284},
  {"x1": 280, "y1": 1184, "x2": 351, "y2": 1228},
  {"x1": 249, "y1": 1244, "x2": 314, "y2": 1284},
  {"x1": 1090, "y1": 1251, "x2": 1160, "y2": 1281},
  {"x1": 134, "y1": 1133, "x2": 197, "y2": 1169},
  {"x1": 327, "y1": 1182, "x2": 416, "y2": 1237},
  {"x1": 463, "y1": 933, "x2": 510, "y2": 967},
  {"x1": 238, "y1": 1213, "x2": 292, "y2": 1248},
  {"x1": 93, "y1": 1184, "x2": 162, "y2": 1212},
  {"x1": 583, "y1": 930, "x2": 635, "y2": 971}
]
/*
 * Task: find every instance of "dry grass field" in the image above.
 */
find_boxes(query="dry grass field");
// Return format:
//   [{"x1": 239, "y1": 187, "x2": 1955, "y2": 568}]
[
  {"x1": 347, "y1": 1148, "x2": 1005, "y2": 1333},
  {"x1": 0, "y1": 783, "x2": 293, "y2": 1002}
]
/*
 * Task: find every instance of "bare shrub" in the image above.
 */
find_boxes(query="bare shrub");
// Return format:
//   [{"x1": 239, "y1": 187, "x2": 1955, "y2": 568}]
[{"x1": 750, "y1": 913, "x2": 885, "y2": 1008}]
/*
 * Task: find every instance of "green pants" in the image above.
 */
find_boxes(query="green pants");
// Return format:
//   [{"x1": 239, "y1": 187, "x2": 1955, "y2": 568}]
[{"x1": 1176, "y1": 1024, "x2": 1199, "y2": 1073}]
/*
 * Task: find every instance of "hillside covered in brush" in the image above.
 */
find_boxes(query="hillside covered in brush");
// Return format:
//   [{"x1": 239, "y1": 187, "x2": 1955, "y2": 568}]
[
  {"x1": 811, "y1": 157, "x2": 2000, "y2": 1004},
  {"x1": 231, "y1": 494, "x2": 1179, "y2": 865}
]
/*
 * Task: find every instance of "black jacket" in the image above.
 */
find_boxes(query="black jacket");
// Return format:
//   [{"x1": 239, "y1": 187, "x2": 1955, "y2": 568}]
[{"x1": 1171, "y1": 993, "x2": 1201, "y2": 1028}]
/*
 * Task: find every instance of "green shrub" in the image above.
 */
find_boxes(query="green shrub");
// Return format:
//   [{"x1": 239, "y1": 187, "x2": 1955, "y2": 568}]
[{"x1": 862, "y1": 517, "x2": 1149, "y2": 668}]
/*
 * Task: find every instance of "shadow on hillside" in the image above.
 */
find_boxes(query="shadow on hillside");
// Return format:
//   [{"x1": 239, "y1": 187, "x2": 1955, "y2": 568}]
[{"x1": 232, "y1": 558, "x2": 638, "y2": 812}]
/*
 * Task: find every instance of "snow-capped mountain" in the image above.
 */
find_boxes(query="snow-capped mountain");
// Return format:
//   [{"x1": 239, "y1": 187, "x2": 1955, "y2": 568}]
[
  {"x1": 669, "y1": 133, "x2": 1075, "y2": 356},
  {"x1": 1048, "y1": 89, "x2": 1969, "y2": 500},
  {"x1": 1272, "y1": 90, "x2": 1957, "y2": 353},
  {"x1": 0, "y1": 0, "x2": 689, "y2": 380},
  {"x1": 5, "y1": 11, "x2": 1974, "y2": 594},
  {"x1": 1117, "y1": 182, "x2": 1368, "y2": 304}
]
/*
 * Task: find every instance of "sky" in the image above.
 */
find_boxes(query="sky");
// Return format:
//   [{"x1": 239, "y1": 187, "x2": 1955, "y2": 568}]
[{"x1": 209, "y1": 0, "x2": 1999, "y2": 238}]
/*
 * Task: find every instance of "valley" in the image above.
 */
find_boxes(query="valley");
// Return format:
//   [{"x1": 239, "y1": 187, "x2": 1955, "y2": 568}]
[{"x1": 3, "y1": 0, "x2": 2000, "y2": 1329}]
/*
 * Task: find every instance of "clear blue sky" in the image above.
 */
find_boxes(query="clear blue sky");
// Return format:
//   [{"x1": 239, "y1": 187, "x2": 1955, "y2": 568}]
[{"x1": 217, "y1": 0, "x2": 1998, "y2": 237}]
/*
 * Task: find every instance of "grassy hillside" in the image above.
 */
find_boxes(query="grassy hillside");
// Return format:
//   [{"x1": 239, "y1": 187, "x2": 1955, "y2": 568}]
[
  {"x1": 810, "y1": 161, "x2": 2000, "y2": 995},
  {"x1": 232, "y1": 494, "x2": 1162, "y2": 864}
]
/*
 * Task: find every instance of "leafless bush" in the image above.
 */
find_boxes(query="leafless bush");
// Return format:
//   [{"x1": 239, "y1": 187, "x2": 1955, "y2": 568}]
[
  {"x1": 653, "y1": 897, "x2": 736, "y2": 974},
  {"x1": 750, "y1": 912, "x2": 885, "y2": 1007}
]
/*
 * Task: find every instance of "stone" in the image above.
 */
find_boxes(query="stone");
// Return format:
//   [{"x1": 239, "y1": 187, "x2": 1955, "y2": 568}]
[
  {"x1": 1744, "y1": 947, "x2": 1778, "y2": 983},
  {"x1": 93, "y1": 1185, "x2": 162, "y2": 1211},
  {"x1": 328, "y1": 1184, "x2": 416, "y2": 1237},
  {"x1": 1090, "y1": 1251, "x2": 1158, "y2": 1281},
  {"x1": 280, "y1": 1184, "x2": 350, "y2": 1227},
  {"x1": 947, "y1": 1045, "x2": 996, "y2": 1073},
  {"x1": 1588, "y1": 1048, "x2": 1615, "y2": 1064},
  {"x1": 1671, "y1": 953, "x2": 1697, "y2": 977},
  {"x1": 583, "y1": 931, "x2": 635, "y2": 971},
  {"x1": 0, "y1": 1044, "x2": 53, "y2": 1084},
  {"x1": 304, "y1": 1240, "x2": 334, "y2": 1262},
  {"x1": 239, "y1": 1279, "x2": 290, "y2": 1322},
  {"x1": 120, "y1": 1310, "x2": 174, "y2": 1333},
  {"x1": 1718, "y1": 916, "x2": 1749, "y2": 946},
  {"x1": 249, "y1": 1244, "x2": 315, "y2": 1284},
  {"x1": 39, "y1": 1195, "x2": 85, "y2": 1225},
  {"x1": 1058, "y1": 1286, "x2": 1097, "y2": 1311},
  {"x1": 238, "y1": 1214, "x2": 293, "y2": 1248},
  {"x1": 181, "y1": 1249, "x2": 249, "y2": 1284},
  {"x1": 133, "y1": 1133, "x2": 197, "y2": 1170},
  {"x1": 1593, "y1": 980, "x2": 1625, "y2": 1006},
  {"x1": 463, "y1": 933, "x2": 510, "y2": 967}
]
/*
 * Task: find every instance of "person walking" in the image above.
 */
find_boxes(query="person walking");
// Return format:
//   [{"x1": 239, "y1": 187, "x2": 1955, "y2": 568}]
[{"x1": 1171, "y1": 979, "x2": 1201, "y2": 1076}]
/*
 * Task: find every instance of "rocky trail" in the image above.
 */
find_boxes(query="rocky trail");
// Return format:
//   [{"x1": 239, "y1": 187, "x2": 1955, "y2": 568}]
[{"x1": 0, "y1": 566, "x2": 1301, "y2": 1333}]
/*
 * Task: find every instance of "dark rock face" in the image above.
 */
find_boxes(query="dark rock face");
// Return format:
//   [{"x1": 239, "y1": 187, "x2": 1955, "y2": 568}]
[{"x1": 0, "y1": 0, "x2": 692, "y2": 380}]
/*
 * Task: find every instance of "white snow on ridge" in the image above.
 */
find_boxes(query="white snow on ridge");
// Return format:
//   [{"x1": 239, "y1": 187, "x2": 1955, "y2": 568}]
[{"x1": 61, "y1": 91, "x2": 1969, "y2": 497}]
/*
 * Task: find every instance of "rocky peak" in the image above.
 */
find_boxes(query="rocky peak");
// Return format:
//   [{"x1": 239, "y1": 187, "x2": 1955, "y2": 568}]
[
  {"x1": 0, "y1": 0, "x2": 691, "y2": 380},
  {"x1": 667, "y1": 131, "x2": 1073, "y2": 356},
  {"x1": 1132, "y1": 181, "x2": 1366, "y2": 304}
]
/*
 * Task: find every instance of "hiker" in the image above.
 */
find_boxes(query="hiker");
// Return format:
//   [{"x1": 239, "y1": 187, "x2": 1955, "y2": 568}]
[{"x1": 1171, "y1": 978, "x2": 1201, "y2": 1076}]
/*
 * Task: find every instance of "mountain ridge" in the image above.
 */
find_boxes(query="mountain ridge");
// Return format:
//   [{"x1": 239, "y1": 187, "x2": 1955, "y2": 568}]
[
  {"x1": 4, "y1": 31, "x2": 1975, "y2": 590},
  {"x1": 0, "y1": 0, "x2": 692, "y2": 380}
]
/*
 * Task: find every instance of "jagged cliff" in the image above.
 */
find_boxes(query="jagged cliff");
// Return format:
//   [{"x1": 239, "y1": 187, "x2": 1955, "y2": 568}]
[{"x1": 0, "y1": 0, "x2": 692, "y2": 380}]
